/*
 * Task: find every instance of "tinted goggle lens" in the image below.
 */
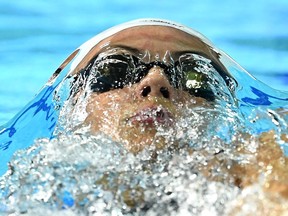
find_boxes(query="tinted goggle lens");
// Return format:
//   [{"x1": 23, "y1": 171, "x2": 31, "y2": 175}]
[{"x1": 77, "y1": 53, "x2": 217, "y2": 101}]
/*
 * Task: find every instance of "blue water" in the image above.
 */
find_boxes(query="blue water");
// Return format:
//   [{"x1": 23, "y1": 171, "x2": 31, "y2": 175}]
[
  {"x1": 0, "y1": 0, "x2": 288, "y2": 125},
  {"x1": 0, "y1": 5, "x2": 288, "y2": 214}
]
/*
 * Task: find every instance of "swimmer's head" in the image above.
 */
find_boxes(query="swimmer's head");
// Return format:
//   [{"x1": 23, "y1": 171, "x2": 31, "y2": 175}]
[{"x1": 53, "y1": 19, "x2": 237, "y2": 152}]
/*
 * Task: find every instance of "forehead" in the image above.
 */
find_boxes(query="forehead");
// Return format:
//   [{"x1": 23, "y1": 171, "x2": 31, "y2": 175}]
[{"x1": 98, "y1": 26, "x2": 209, "y2": 54}]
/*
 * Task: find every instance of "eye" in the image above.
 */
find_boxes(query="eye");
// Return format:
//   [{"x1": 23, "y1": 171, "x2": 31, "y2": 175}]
[
  {"x1": 183, "y1": 65, "x2": 205, "y2": 88},
  {"x1": 179, "y1": 59, "x2": 215, "y2": 101},
  {"x1": 89, "y1": 54, "x2": 136, "y2": 92}
]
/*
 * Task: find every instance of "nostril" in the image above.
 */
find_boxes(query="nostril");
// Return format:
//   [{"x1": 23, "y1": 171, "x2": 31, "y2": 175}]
[
  {"x1": 160, "y1": 87, "x2": 170, "y2": 99},
  {"x1": 142, "y1": 86, "x2": 151, "y2": 97}
]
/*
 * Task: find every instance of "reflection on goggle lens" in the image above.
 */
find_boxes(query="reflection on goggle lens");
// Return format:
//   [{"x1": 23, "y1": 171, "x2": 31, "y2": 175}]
[{"x1": 73, "y1": 50, "x2": 220, "y2": 101}]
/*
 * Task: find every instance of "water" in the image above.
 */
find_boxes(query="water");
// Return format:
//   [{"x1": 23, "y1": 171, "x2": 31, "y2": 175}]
[{"x1": 0, "y1": 18, "x2": 288, "y2": 215}]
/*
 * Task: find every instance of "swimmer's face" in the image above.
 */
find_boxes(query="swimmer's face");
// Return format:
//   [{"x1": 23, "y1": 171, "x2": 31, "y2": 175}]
[{"x1": 74, "y1": 26, "x2": 221, "y2": 153}]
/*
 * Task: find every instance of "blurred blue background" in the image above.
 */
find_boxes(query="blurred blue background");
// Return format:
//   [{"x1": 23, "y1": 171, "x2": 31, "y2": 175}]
[{"x1": 0, "y1": 0, "x2": 288, "y2": 125}]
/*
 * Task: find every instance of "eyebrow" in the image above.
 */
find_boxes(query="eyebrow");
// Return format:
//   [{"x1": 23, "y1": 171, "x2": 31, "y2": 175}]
[
  {"x1": 101, "y1": 45, "x2": 142, "y2": 56},
  {"x1": 99, "y1": 46, "x2": 206, "y2": 65},
  {"x1": 173, "y1": 50, "x2": 210, "y2": 60},
  {"x1": 107, "y1": 46, "x2": 213, "y2": 62}
]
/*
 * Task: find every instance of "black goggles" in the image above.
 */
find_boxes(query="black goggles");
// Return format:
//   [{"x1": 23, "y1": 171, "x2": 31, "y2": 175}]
[{"x1": 74, "y1": 52, "x2": 223, "y2": 101}]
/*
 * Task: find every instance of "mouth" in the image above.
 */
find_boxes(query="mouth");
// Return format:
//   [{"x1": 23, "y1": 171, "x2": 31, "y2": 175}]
[{"x1": 127, "y1": 106, "x2": 174, "y2": 126}]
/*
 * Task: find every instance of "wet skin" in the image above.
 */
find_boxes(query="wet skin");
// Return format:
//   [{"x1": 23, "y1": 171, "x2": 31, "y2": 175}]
[
  {"x1": 63, "y1": 23, "x2": 288, "y2": 212},
  {"x1": 81, "y1": 26, "x2": 212, "y2": 153}
]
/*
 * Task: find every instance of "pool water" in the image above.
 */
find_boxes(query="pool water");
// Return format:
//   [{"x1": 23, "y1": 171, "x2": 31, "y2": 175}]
[
  {"x1": 0, "y1": 59, "x2": 287, "y2": 215},
  {"x1": 0, "y1": 1, "x2": 288, "y2": 215}
]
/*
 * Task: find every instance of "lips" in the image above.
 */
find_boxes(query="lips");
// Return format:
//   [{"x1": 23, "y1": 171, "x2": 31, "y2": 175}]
[{"x1": 128, "y1": 106, "x2": 174, "y2": 126}]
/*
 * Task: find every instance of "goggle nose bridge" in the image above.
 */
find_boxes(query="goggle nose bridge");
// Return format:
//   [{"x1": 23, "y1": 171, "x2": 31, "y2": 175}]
[{"x1": 133, "y1": 60, "x2": 181, "y2": 88}]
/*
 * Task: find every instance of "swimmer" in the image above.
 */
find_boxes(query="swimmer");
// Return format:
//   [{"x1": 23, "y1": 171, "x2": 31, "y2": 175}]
[
  {"x1": 57, "y1": 20, "x2": 235, "y2": 153},
  {"x1": 2, "y1": 19, "x2": 288, "y2": 215},
  {"x1": 51, "y1": 19, "x2": 288, "y2": 213}
]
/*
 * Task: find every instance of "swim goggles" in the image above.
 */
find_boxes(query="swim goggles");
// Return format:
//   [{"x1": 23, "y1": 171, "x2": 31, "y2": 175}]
[{"x1": 71, "y1": 49, "x2": 226, "y2": 101}]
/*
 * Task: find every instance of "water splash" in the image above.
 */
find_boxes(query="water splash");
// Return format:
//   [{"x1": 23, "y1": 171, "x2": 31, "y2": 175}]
[
  {"x1": 1, "y1": 19, "x2": 288, "y2": 215},
  {"x1": 1, "y1": 101, "x2": 288, "y2": 215}
]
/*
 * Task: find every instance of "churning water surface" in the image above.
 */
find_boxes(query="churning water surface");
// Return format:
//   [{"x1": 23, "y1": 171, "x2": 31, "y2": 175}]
[
  {"x1": 0, "y1": 18, "x2": 288, "y2": 215},
  {"x1": 0, "y1": 2, "x2": 288, "y2": 215}
]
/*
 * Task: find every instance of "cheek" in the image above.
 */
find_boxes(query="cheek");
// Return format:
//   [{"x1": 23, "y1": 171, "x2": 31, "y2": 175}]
[
  {"x1": 85, "y1": 90, "x2": 131, "y2": 130},
  {"x1": 174, "y1": 90, "x2": 212, "y2": 108}
]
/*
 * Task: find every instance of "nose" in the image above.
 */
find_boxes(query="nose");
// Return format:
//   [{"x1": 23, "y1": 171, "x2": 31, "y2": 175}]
[{"x1": 135, "y1": 66, "x2": 175, "y2": 100}]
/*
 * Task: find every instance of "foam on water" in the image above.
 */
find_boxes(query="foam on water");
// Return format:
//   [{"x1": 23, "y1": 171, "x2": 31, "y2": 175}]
[
  {"x1": 1, "y1": 19, "x2": 288, "y2": 215},
  {"x1": 1, "y1": 100, "x2": 288, "y2": 215},
  {"x1": 0, "y1": 110, "x2": 244, "y2": 215}
]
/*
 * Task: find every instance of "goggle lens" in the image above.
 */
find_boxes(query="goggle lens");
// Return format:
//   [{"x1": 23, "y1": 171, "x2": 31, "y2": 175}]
[{"x1": 74, "y1": 52, "x2": 217, "y2": 101}]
